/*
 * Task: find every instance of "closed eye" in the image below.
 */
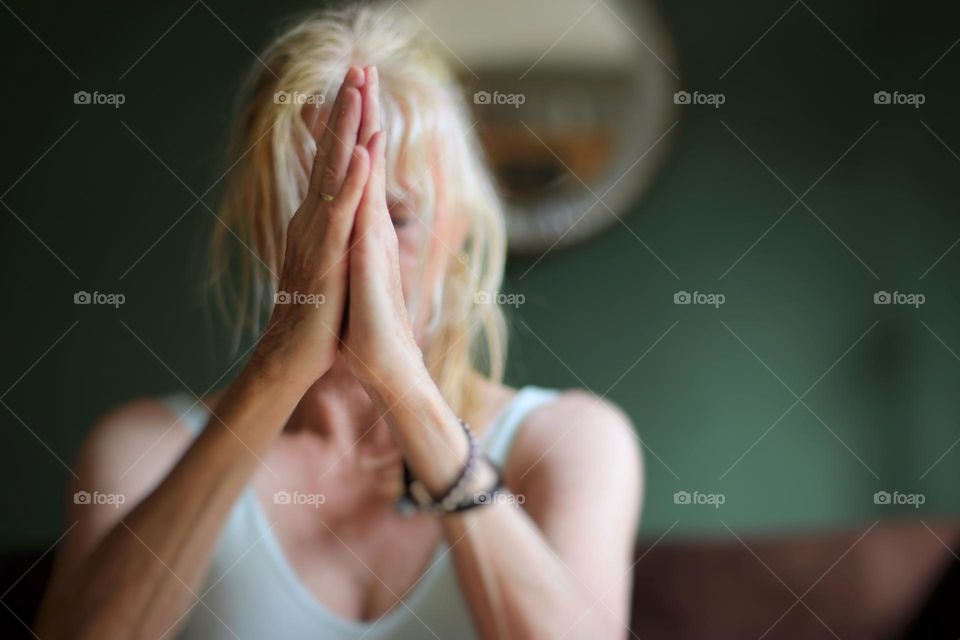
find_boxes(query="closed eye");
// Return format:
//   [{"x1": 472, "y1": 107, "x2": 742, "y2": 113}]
[{"x1": 388, "y1": 197, "x2": 416, "y2": 229}]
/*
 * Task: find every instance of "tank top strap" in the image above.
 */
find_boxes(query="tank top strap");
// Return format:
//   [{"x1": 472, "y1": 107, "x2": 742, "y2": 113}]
[
  {"x1": 481, "y1": 386, "x2": 560, "y2": 467},
  {"x1": 159, "y1": 391, "x2": 207, "y2": 436}
]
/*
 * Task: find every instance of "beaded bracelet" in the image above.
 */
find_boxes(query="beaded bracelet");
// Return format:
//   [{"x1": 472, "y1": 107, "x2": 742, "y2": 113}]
[{"x1": 396, "y1": 419, "x2": 501, "y2": 516}]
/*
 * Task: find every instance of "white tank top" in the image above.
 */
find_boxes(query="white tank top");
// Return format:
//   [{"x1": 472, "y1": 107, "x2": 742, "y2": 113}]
[{"x1": 162, "y1": 386, "x2": 559, "y2": 640}]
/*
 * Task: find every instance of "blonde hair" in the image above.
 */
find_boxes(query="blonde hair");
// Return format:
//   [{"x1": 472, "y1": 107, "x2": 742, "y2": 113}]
[{"x1": 209, "y1": 3, "x2": 507, "y2": 414}]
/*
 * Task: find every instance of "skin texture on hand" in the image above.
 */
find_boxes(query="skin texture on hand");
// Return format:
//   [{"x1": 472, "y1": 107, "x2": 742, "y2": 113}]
[
  {"x1": 255, "y1": 67, "x2": 370, "y2": 389},
  {"x1": 258, "y1": 64, "x2": 426, "y2": 395},
  {"x1": 334, "y1": 66, "x2": 427, "y2": 392},
  {"x1": 342, "y1": 127, "x2": 424, "y2": 390}
]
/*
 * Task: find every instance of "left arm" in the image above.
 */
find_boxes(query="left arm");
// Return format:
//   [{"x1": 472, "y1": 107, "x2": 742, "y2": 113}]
[
  {"x1": 341, "y1": 66, "x2": 643, "y2": 640},
  {"x1": 374, "y1": 377, "x2": 643, "y2": 640}
]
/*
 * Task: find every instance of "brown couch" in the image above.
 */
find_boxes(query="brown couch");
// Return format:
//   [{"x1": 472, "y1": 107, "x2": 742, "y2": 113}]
[{"x1": 631, "y1": 520, "x2": 960, "y2": 639}]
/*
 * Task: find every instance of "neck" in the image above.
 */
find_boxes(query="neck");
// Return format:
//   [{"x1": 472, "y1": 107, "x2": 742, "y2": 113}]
[{"x1": 286, "y1": 360, "x2": 397, "y2": 458}]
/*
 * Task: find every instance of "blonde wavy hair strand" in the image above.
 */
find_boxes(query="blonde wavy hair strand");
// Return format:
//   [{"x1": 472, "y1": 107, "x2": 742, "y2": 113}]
[{"x1": 207, "y1": 4, "x2": 508, "y2": 416}]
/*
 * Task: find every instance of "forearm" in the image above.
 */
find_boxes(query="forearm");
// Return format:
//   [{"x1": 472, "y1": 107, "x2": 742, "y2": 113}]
[
  {"x1": 443, "y1": 506, "x2": 618, "y2": 640},
  {"x1": 367, "y1": 373, "x2": 617, "y2": 639},
  {"x1": 362, "y1": 366, "x2": 470, "y2": 495},
  {"x1": 36, "y1": 364, "x2": 309, "y2": 640}
]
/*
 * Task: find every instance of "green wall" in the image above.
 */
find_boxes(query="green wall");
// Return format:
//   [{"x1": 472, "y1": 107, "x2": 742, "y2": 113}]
[{"x1": 2, "y1": 0, "x2": 959, "y2": 548}]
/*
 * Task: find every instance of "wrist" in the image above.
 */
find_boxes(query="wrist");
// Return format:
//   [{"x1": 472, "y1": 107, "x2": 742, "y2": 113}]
[
  {"x1": 251, "y1": 318, "x2": 335, "y2": 390},
  {"x1": 244, "y1": 341, "x2": 318, "y2": 399},
  {"x1": 375, "y1": 373, "x2": 471, "y2": 496},
  {"x1": 362, "y1": 346, "x2": 431, "y2": 404},
  {"x1": 203, "y1": 353, "x2": 311, "y2": 451}
]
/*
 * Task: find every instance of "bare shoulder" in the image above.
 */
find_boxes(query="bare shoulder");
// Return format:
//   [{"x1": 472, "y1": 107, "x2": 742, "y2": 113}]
[
  {"x1": 510, "y1": 389, "x2": 641, "y2": 473},
  {"x1": 75, "y1": 396, "x2": 194, "y2": 485},
  {"x1": 56, "y1": 397, "x2": 196, "y2": 571},
  {"x1": 502, "y1": 387, "x2": 644, "y2": 561},
  {"x1": 505, "y1": 389, "x2": 643, "y2": 501}
]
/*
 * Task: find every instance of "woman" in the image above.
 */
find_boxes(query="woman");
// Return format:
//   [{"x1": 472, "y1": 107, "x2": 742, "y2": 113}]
[{"x1": 36, "y1": 5, "x2": 642, "y2": 639}]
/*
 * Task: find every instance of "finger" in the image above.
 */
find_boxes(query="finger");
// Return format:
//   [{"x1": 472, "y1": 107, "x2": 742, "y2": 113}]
[
  {"x1": 370, "y1": 130, "x2": 387, "y2": 206},
  {"x1": 327, "y1": 145, "x2": 370, "y2": 243},
  {"x1": 358, "y1": 66, "x2": 381, "y2": 145},
  {"x1": 305, "y1": 65, "x2": 361, "y2": 153},
  {"x1": 314, "y1": 87, "x2": 362, "y2": 200},
  {"x1": 307, "y1": 66, "x2": 363, "y2": 196},
  {"x1": 355, "y1": 131, "x2": 390, "y2": 236}
]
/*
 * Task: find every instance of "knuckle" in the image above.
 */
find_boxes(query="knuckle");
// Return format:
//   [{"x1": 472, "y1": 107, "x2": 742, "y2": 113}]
[
  {"x1": 313, "y1": 141, "x2": 331, "y2": 167},
  {"x1": 324, "y1": 203, "x2": 349, "y2": 224},
  {"x1": 315, "y1": 138, "x2": 329, "y2": 158},
  {"x1": 321, "y1": 163, "x2": 340, "y2": 187}
]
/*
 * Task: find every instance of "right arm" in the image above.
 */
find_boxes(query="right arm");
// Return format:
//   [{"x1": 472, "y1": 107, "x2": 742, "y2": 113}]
[
  {"x1": 36, "y1": 369, "x2": 309, "y2": 640},
  {"x1": 34, "y1": 65, "x2": 370, "y2": 640}
]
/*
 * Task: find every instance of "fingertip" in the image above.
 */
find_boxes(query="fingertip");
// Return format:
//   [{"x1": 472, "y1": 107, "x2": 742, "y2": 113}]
[
  {"x1": 367, "y1": 130, "x2": 383, "y2": 154},
  {"x1": 346, "y1": 65, "x2": 364, "y2": 87},
  {"x1": 353, "y1": 144, "x2": 369, "y2": 166}
]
